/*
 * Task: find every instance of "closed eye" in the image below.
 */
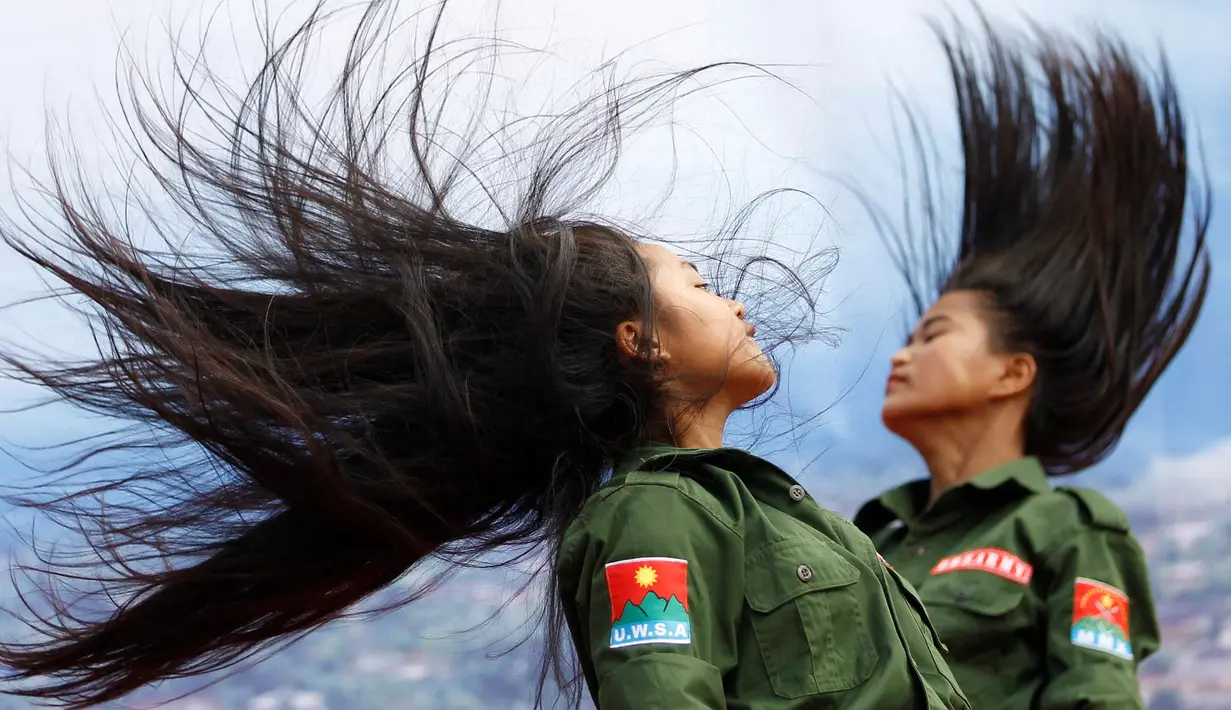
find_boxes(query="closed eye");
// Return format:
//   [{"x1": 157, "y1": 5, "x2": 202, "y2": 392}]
[{"x1": 914, "y1": 314, "x2": 951, "y2": 343}]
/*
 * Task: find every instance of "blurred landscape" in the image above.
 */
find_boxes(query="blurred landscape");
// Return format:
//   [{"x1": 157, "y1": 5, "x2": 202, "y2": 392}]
[{"x1": 0, "y1": 444, "x2": 1222, "y2": 710}]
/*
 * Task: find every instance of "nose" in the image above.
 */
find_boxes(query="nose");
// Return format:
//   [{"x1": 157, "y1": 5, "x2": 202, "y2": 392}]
[
  {"x1": 730, "y1": 299, "x2": 746, "y2": 320},
  {"x1": 890, "y1": 348, "x2": 910, "y2": 367}
]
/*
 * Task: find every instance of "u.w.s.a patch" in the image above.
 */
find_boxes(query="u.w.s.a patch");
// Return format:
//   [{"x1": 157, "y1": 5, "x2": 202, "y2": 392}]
[{"x1": 604, "y1": 557, "x2": 692, "y2": 649}]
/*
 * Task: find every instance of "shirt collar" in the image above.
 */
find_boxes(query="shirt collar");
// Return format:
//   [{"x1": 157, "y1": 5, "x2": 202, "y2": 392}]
[
  {"x1": 614, "y1": 443, "x2": 722, "y2": 477},
  {"x1": 857, "y1": 456, "x2": 1049, "y2": 531},
  {"x1": 965, "y1": 456, "x2": 1050, "y2": 495},
  {"x1": 614, "y1": 442, "x2": 790, "y2": 480}
]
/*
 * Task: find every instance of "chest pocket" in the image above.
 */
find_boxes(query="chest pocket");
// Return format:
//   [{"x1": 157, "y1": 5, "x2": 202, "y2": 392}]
[
  {"x1": 744, "y1": 538, "x2": 879, "y2": 699},
  {"x1": 919, "y1": 576, "x2": 1029, "y2": 659}
]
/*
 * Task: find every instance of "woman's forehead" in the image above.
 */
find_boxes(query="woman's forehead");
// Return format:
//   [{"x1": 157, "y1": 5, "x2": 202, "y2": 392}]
[
  {"x1": 637, "y1": 243, "x2": 697, "y2": 273},
  {"x1": 928, "y1": 290, "x2": 981, "y2": 315},
  {"x1": 913, "y1": 291, "x2": 979, "y2": 330}
]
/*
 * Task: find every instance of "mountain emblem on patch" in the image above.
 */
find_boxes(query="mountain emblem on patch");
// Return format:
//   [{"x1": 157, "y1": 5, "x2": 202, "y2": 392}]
[
  {"x1": 604, "y1": 557, "x2": 691, "y2": 649},
  {"x1": 1071, "y1": 577, "x2": 1133, "y2": 660}
]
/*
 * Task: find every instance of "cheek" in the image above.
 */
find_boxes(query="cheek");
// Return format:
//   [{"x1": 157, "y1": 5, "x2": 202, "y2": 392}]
[
  {"x1": 920, "y1": 350, "x2": 972, "y2": 392},
  {"x1": 658, "y1": 304, "x2": 773, "y2": 398},
  {"x1": 883, "y1": 348, "x2": 983, "y2": 417},
  {"x1": 656, "y1": 306, "x2": 733, "y2": 372}
]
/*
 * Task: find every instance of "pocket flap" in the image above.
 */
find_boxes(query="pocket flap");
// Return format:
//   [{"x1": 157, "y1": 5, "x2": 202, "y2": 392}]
[
  {"x1": 922, "y1": 580, "x2": 1026, "y2": 617},
  {"x1": 744, "y1": 538, "x2": 860, "y2": 612}
]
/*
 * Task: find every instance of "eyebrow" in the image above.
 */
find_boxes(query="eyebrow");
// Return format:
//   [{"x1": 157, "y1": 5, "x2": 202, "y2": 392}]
[
  {"x1": 907, "y1": 313, "x2": 953, "y2": 344},
  {"x1": 682, "y1": 260, "x2": 700, "y2": 272},
  {"x1": 918, "y1": 314, "x2": 952, "y2": 330}
]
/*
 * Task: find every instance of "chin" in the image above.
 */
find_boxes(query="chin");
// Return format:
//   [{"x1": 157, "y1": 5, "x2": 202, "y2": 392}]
[
  {"x1": 880, "y1": 401, "x2": 916, "y2": 438},
  {"x1": 753, "y1": 364, "x2": 777, "y2": 397},
  {"x1": 729, "y1": 359, "x2": 777, "y2": 405},
  {"x1": 882, "y1": 398, "x2": 950, "y2": 448}
]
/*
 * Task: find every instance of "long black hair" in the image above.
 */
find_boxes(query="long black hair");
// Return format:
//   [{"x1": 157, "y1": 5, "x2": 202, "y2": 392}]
[
  {"x1": 0, "y1": 1, "x2": 834, "y2": 706},
  {"x1": 852, "y1": 12, "x2": 1211, "y2": 474}
]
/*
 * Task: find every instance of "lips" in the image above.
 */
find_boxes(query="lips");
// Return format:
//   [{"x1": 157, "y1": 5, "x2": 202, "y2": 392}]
[{"x1": 745, "y1": 323, "x2": 757, "y2": 338}]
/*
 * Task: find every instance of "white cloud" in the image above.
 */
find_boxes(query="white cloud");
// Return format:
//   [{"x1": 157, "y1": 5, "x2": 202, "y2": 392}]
[
  {"x1": 1127, "y1": 437, "x2": 1231, "y2": 511},
  {"x1": 0, "y1": 0, "x2": 1225, "y2": 448}
]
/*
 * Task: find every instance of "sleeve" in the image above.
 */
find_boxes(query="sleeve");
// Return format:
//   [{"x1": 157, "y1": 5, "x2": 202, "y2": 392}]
[
  {"x1": 571, "y1": 483, "x2": 744, "y2": 710},
  {"x1": 1036, "y1": 525, "x2": 1161, "y2": 710}
]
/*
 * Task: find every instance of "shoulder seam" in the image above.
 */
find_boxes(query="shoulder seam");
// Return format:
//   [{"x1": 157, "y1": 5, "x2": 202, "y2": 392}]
[
  {"x1": 599, "y1": 472, "x2": 743, "y2": 538},
  {"x1": 1054, "y1": 486, "x2": 1131, "y2": 533}
]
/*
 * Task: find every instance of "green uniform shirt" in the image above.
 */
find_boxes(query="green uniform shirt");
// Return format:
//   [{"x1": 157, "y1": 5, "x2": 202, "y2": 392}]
[
  {"x1": 556, "y1": 445, "x2": 970, "y2": 710},
  {"x1": 853, "y1": 457, "x2": 1160, "y2": 710}
]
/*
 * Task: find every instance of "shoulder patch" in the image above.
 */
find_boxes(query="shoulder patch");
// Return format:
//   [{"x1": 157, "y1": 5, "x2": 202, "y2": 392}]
[
  {"x1": 1056, "y1": 487, "x2": 1131, "y2": 533},
  {"x1": 930, "y1": 547, "x2": 1033, "y2": 584},
  {"x1": 605, "y1": 557, "x2": 692, "y2": 649},
  {"x1": 1071, "y1": 577, "x2": 1134, "y2": 660}
]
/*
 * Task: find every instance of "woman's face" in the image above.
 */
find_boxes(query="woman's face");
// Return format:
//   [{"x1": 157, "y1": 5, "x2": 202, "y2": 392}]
[
  {"x1": 882, "y1": 290, "x2": 1031, "y2": 433},
  {"x1": 633, "y1": 243, "x2": 774, "y2": 407}
]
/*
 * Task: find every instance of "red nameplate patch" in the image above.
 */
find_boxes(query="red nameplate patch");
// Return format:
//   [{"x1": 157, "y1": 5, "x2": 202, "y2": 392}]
[{"x1": 930, "y1": 547, "x2": 1033, "y2": 585}]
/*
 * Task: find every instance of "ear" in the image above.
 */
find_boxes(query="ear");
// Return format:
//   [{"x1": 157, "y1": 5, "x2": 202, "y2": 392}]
[
  {"x1": 615, "y1": 319, "x2": 666, "y2": 363},
  {"x1": 990, "y1": 352, "x2": 1037, "y2": 399}
]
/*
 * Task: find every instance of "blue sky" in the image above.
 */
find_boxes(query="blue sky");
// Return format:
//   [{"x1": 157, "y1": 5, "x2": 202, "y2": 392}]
[{"x1": 0, "y1": 0, "x2": 1225, "y2": 513}]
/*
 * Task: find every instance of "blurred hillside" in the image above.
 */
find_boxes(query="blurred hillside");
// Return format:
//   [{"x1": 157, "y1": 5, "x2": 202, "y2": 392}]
[{"x1": 0, "y1": 444, "x2": 1224, "y2": 710}]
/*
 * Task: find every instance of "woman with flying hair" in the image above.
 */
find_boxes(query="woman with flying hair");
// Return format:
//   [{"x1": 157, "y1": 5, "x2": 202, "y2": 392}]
[
  {"x1": 0, "y1": 1, "x2": 970, "y2": 708},
  {"x1": 851, "y1": 14, "x2": 1210, "y2": 710}
]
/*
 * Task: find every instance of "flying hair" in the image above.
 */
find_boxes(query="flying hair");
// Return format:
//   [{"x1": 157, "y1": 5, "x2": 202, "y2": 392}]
[
  {"x1": 849, "y1": 10, "x2": 1211, "y2": 474},
  {"x1": 0, "y1": 1, "x2": 836, "y2": 706}
]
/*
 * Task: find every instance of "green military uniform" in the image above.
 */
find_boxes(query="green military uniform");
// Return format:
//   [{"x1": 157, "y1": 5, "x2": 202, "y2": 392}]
[
  {"x1": 853, "y1": 457, "x2": 1160, "y2": 710},
  {"x1": 556, "y1": 445, "x2": 971, "y2": 710}
]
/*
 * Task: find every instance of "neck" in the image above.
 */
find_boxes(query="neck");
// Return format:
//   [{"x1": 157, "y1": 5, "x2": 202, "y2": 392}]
[
  {"x1": 654, "y1": 398, "x2": 734, "y2": 450},
  {"x1": 905, "y1": 408, "x2": 1026, "y2": 506}
]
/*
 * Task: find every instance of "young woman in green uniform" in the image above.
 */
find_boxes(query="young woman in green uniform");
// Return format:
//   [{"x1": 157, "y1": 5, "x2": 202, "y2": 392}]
[
  {"x1": 851, "y1": 16, "x2": 1210, "y2": 710},
  {"x1": 0, "y1": 2, "x2": 968, "y2": 708}
]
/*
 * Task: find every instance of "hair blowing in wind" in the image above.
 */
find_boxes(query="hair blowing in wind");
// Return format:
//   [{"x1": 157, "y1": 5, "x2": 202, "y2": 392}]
[
  {"x1": 851, "y1": 13, "x2": 1211, "y2": 474},
  {"x1": 0, "y1": 1, "x2": 833, "y2": 706}
]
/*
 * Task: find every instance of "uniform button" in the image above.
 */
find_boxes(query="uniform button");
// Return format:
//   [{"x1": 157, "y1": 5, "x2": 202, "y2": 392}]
[
  {"x1": 914, "y1": 545, "x2": 926, "y2": 556},
  {"x1": 788, "y1": 484, "x2": 806, "y2": 502},
  {"x1": 796, "y1": 564, "x2": 814, "y2": 583},
  {"x1": 953, "y1": 589, "x2": 970, "y2": 602}
]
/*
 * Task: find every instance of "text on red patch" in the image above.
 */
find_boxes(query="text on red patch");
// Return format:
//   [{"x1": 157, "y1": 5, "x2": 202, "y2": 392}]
[{"x1": 929, "y1": 547, "x2": 1033, "y2": 585}]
